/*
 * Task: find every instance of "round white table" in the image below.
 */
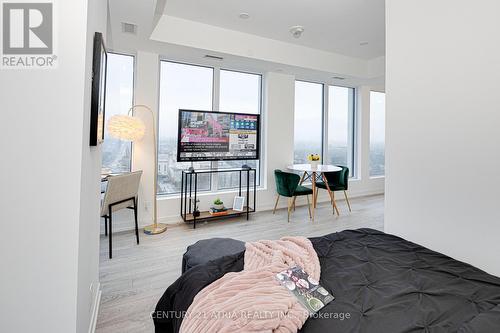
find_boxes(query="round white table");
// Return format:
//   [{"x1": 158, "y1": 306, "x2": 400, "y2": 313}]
[{"x1": 287, "y1": 164, "x2": 342, "y2": 219}]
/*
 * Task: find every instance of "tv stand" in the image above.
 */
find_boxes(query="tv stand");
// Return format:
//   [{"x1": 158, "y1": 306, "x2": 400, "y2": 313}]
[{"x1": 180, "y1": 167, "x2": 257, "y2": 229}]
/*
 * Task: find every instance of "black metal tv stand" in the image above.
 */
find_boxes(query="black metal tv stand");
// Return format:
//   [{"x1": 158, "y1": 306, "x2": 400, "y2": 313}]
[{"x1": 180, "y1": 167, "x2": 257, "y2": 229}]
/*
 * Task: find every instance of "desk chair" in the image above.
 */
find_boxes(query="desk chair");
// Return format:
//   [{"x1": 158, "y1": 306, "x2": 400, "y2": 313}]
[{"x1": 101, "y1": 171, "x2": 142, "y2": 259}]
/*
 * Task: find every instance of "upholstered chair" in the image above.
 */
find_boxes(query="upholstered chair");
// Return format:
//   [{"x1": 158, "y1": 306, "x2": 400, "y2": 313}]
[
  {"x1": 315, "y1": 166, "x2": 351, "y2": 213},
  {"x1": 273, "y1": 169, "x2": 313, "y2": 222},
  {"x1": 101, "y1": 171, "x2": 143, "y2": 258}
]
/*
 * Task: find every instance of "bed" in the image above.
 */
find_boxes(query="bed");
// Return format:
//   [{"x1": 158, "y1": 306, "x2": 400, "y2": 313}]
[{"x1": 153, "y1": 228, "x2": 500, "y2": 333}]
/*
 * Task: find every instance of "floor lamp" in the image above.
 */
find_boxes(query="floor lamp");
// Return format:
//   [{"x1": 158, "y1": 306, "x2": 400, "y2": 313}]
[{"x1": 107, "y1": 104, "x2": 168, "y2": 235}]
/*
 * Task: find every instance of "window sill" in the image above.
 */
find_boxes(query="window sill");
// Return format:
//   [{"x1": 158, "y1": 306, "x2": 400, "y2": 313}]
[{"x1": 369, "y1": 175, "x2": 385, "y2": 180}]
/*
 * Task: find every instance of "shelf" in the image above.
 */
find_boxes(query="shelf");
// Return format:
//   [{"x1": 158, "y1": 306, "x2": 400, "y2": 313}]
[
  {"x1": 182, "y1": 167, "x2": 256, "y2": 174},
  {"x1": 183, "y1": 207, "x2": 255, "y2": 222},
  {"x1": 181, "y1": 168, "x2": 257, "y2": 228}
]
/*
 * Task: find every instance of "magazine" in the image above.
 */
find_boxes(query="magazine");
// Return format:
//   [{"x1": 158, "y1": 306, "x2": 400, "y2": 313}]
[{"x1": 276, "y1": 266, "x2": 334, "y2": 314}]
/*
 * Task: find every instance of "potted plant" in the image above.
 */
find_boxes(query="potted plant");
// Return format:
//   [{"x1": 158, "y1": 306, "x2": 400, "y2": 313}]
[
  {"x1": 307, "y1": 154, "x2": 321, "y2": 169},
  {"x1": 213, "y1": 198, "x2": 224, "y2": 210}
]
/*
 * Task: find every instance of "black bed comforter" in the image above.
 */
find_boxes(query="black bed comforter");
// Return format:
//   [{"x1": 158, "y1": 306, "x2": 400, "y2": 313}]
[{"x1": 153, "y1": 228, "x2": 500, "y2": 333}]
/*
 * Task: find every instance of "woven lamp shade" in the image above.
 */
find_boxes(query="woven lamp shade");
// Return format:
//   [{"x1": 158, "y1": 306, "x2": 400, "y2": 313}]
[{"x1": 107, "y1": 115, "x2": 146, "y2": 141}]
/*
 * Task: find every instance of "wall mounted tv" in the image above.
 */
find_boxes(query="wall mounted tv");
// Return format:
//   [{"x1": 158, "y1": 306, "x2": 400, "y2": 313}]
[{"x1": 177, "y1": 109, "x2": 260, "y2": 162}]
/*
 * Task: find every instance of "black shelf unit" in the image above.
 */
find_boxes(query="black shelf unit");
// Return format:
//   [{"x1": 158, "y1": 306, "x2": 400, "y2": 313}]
[{"x1": 180, "y1": 167, "x2": 257, "y2": 229}]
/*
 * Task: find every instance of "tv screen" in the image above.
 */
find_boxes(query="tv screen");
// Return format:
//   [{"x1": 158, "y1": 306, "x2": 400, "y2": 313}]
[{"x1": 177, "y1": 109, "x2": 260, "y2": 162}]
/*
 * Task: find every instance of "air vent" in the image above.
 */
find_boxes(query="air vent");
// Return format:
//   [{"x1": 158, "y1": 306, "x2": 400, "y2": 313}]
[
  {"x1": 332, "y1": 76, "x2": 346, "y2": 80},
  {"x1": 204, "y1": 54, "x2": 224, "y2": 61},
  {"x1": 121, "y1": 22, "x2": 137, "y2": 35}
]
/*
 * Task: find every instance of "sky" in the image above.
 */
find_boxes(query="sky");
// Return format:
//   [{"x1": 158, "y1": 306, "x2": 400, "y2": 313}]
[{"x1": 107, "y1": 56, "x2": 385, "y2": 150}]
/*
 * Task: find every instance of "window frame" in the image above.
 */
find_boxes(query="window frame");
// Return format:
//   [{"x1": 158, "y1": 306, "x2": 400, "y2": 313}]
[
  {"x1": 293, "y1": 79, "x2": 357, "y2": 178},
  {"x1": 157, "y1": 59, "x2": 264, "y2": 197},
  {"x1": 216, "y1": 68, "x2": 263, "y2": 191},
  {"x1": 369, "y1": 90, "x2": 386, "y2": 178},
  {"x1": 294, "y1": 79, "x2": 325, "y2": 165},
  {"x1": 102, "y1": 51, "x2": 136, "y2": 174}
]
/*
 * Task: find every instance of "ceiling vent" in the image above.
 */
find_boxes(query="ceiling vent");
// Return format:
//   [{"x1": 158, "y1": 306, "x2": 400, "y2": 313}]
[
  {"x1": 332, "y1": 76, "x2": 346, "y2": 80},
  {"x1": 121, "y1": 22, "x2": 137, "y2": 35},
  {"x1": 204, "y1": 54, "x2": 224, "y2": 61}
]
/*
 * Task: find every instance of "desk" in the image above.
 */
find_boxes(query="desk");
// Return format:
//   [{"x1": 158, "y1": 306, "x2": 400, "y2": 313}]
[{"x1": 287, "y1": 164, "x2": 342, "y2": 219}]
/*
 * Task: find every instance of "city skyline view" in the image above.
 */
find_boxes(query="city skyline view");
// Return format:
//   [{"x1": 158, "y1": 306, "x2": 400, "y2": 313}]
[{"x1": 102, "y1": 55, "x2": 386, "y2": 195}]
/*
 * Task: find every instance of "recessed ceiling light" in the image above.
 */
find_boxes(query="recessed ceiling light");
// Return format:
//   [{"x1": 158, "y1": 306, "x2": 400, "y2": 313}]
[
  {"x1": 290, "y1": 26, "x2": 305, "y2": 38},
  {"x1": 239, "y1": 13, "x2": 250, "y2": 19},
  {"x1": 360, "y1": 41, "x2": 369, "y2": 46}
]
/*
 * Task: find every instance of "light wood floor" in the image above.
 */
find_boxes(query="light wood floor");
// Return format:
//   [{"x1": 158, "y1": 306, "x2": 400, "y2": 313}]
[{"x1": 96, "y1": 194, "x2": 384, "y2": 333}]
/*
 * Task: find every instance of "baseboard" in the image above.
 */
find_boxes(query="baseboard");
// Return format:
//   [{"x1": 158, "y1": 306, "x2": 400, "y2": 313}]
[
  {"x1": 158, "y1": 190, "x2": 385, "y2": 225},
  {"x1": 106, "y1": 191, "x2": 385, "y2": 233},
  {"x1": 88, "y1": 283, "x2": 102, "y2": 333}
]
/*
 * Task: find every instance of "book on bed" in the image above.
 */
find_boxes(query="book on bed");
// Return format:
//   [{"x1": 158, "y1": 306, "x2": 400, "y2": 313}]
[{"x1": 276, "y1": 266, "x2": 334, "y2": 314}]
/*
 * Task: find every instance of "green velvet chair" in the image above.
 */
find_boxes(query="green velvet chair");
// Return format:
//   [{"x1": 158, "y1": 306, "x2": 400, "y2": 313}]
[
  {"x1": 315, "y1": 166, "x2": 352, "y2": 213},
  {"x1": 273, "y1": 169, "x2": 313, "y2": 222}
]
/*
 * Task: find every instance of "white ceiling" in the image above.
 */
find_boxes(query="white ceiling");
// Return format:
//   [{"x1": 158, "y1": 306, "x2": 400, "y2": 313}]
[{"x1": 163, "y1": 0, "x2": 385, "y2": 60}]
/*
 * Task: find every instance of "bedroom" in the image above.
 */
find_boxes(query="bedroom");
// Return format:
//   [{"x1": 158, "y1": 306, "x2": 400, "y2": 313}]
[{"x1": 1, "y1": 1, "x2": 500, "y2": 333}]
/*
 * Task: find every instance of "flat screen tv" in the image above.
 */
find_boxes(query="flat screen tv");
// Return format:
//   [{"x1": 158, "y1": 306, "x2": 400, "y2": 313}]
[{"x1": 177, "y1": 109, "x2": 260, "y2": 162}]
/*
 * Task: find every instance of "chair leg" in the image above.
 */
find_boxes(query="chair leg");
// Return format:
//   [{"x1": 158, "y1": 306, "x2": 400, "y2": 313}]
[
  {"x1": 133, "y1": 198, "x2": 139, "y2": 245},
  {"x1": 292, "y1": 196, "x2": 297, "y2": 211},
  {"x1": 332, "y1": 191, "x2": 340, "y2": 215},
  {"x1": 344, "y1": 191, "x2": 352, "y2": 212},
  {"x1": 287, "y1": 198, "x2": 292, "y2": 223},
  {"x1": 314, "y1": 190, "x2": 319, "y2": 206},
  {"x1": 273, "y1": 195, "x2": 280, "y2": 214},
  {"x1": 306, "y1": 195, "x2": 312, "y2": 219},
  {"x1": 104, "y1": 216, "x2": 108, "y2": 237},
  {"x1": 108, "y1": 209, "x2": 113, "y2": 259}
]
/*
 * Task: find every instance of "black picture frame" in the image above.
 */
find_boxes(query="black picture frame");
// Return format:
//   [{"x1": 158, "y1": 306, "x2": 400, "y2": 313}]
[
  {"x1": 177, "y1": 109, "x2": 261, "y2": 162},
  {"x1": 90, "y1": 32, "x2": 107, "y2": 146}
]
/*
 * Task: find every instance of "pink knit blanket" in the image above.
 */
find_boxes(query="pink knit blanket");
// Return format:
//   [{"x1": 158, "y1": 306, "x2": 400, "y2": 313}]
[{"x1": 180, "y1": 237, "x2": 320, "y2": 333}]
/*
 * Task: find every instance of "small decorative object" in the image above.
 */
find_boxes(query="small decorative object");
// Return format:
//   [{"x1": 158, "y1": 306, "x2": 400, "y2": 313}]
[
  {"x1": 233, "y1": 196, "x2": 245, "y2": 212},
  {"x1": 209, "y1": 207, "x2": 228, "y2": 216},
  {"x1": 90, "y1": 32, "x2": 107, "y2": 146},
  {"x1": 307, "y1": 154, "x2": 321, "y2": 169},
  {"x1": 213, "y1": 198, "x2": 224, "y2": 210},
  {"x1": 193, "y1": 199, "x2": 201, "y2": 217}
]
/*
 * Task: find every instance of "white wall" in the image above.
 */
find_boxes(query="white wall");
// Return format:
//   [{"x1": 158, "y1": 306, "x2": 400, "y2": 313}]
[
  {"x1": 0, "y1": 0, "x2": 105, "y2": 332},
  {"x1": 110, "y1": 52, "x2": 385, "y2": 231},
  {"x1": 385, "y1": 0, "x2": 500, "y2": 277},
  {"x1": 77, "y1": 0, "x2": 108, "y2": 332},
  {"x1": 151, "y1": 15, "x2": 371, "y2": 78}
]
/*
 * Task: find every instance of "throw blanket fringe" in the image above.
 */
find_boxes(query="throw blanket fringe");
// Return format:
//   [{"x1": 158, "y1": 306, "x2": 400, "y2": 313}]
[{"x1": 180, "y1": 236, "x2": 320, "y2": 333}]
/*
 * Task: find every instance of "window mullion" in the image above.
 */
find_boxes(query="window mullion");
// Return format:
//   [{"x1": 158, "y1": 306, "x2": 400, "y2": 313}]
[
  {"x1": 212, "y1": 67, "x2": 221, "y2": 191},
  {"x1": 323, "y1": 84, "x2": 329, "y2": 164},
  {"x1": 348, "y1": 88, "x2": 355, "y2": 175}
]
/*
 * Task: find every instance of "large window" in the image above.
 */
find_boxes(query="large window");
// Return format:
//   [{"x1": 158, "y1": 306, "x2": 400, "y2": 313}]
[
  {"x1": 102, "y1": 53, "x2": 134, "y2": 173},
  {"x1": 294, "y1": 81, "x2": 356, "y2": 173},
  {"x1": 158, "y1": 62, "x2": 262, "y2": 195},
  {"x1": 158, "y1": 62, "x2": 213, "y2": 194},
  {"x1": 294, "y1": 81, "x2": 324, "y2": 164},
  {"x1": 327, "y1": 86, "x2": 355, "y2": 168},
  {"x1": 370, "y1": 91, "x2": 386, "y2": 177},
  {"x1": 218, "y1": 70, "x2": 262, "y2": 190}
]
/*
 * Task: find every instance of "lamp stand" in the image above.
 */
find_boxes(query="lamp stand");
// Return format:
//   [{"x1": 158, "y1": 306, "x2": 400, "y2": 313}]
[{"x1": 129, "y1": 105, "x2": 168, "y2": 235}]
